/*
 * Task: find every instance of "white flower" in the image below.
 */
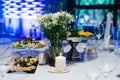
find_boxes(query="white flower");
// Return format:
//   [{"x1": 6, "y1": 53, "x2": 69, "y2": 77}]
[{"x1": 37, "y1": 11, "x2": 74, "y2": 28}]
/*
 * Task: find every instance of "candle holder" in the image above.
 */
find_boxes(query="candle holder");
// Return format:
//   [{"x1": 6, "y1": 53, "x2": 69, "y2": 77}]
[
  {"x1": 66, "y1": 37, "x2": 82, "y2": 61},
  {"x1": 48, "y1": 67, "x2": 70, "y2": 73},
  {"x1": 48, "y1": 53, "x2": 70, "y2": 73}
]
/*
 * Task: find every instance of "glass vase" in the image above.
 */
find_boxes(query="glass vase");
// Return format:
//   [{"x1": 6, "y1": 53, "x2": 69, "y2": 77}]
[{"x1": 47, "y1": 41, "x2": 62, "y2": 67}]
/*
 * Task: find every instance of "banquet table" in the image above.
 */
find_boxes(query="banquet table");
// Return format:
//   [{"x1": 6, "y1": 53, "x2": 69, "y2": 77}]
[{"x1": 1, "y1": 42, "x2": 120, "y2": 80}]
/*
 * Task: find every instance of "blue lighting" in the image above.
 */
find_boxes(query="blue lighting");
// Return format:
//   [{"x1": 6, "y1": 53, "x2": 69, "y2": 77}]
[
  {"x1": 1, "y1": 0, "x2": 45, "y2": 38},
  {"x1": 0, "y1": 0, "x2": 61, "y2": 39}
]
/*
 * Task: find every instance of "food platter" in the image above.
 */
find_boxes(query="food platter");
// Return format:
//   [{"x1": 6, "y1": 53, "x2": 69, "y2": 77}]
[
  {"x1": 12, "y1": 38, "x2": 47, "y2": 57},
  {"x1": 8, "y1": 56, "x2": 38, "y2": 73},
  {"x1": 12, "y1": 39, "x2": 47, "y2": 49}
]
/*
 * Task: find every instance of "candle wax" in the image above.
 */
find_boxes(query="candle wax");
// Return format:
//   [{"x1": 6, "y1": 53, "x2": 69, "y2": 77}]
[{"x1": 55, "y1": 55, "x2": 66, "y2": 72}]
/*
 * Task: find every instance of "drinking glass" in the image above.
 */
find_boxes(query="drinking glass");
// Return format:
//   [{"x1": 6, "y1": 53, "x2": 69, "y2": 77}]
[
  {"x1": 96, "y1": 40, "x2": 119, "y2": 78},
  {"x1": 84, "y1": 40, "x2": 102, "y2": 80},
  {"x1": 94, "y1": 24, "x2": 104, "y2": 40}
]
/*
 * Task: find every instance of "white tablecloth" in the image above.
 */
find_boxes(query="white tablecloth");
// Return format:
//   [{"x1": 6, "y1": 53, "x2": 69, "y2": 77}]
[
  {"x1": 0, "y1": 43, "x2": 120, "y2": 80},
  {"x1": 6, "y1": 61, "x2": 120, "y2": 80}
]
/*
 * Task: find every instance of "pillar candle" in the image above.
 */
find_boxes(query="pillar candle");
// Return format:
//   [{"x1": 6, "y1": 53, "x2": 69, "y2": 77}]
[{"x1": 55, "y1": 53, "x2": 66, "y2": 72}]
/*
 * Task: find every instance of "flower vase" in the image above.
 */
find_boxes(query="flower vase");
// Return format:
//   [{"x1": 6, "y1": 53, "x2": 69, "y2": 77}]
[
  {"x1": 47, "y1": 41, "x2": 61, "y2": 67},
  {"x1": 47, "y1": 52, "x2": 55, "y2": 67}
]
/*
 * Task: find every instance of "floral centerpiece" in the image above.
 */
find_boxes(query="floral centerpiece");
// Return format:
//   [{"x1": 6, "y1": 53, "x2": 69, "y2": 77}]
[
  {"x1": 66, "y1": 26, "x2": 94, "y2": 43},
  {"x1": 37, "y1": 11, "x2": 74, "y2": 58},
  {"x1": 66, "y1": 26, "x2": 94, "y2": 38},
  {"x1": 65, "y1": 27, "x2": 94, "y2": 60}
]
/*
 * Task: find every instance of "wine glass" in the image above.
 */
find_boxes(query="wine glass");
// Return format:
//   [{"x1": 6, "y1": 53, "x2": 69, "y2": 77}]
[
  {"x1": 0, "y1": 58, "x2": 13, "y2": 80},
  {"x1": 0, "y1": 38, "x2": 13, "y2": 80},
  {"x1": 115, "y1": 41, "x2": 120, "y2": 58},
  {"x1": 116, "y1": 26, "x2": 120, "y2": 41},
  {"x1": 114, "y1": 41, "x2": 120, "y2": 78},
  {"x1": 84, "y1": 40, "x2": 102, "y2": 80},
  {"x1": 96, "y1": 40, "x2": 119, "y2": 78},
  {"x1": 94, "y1": 24, "x2": 104, "y2": 40}
]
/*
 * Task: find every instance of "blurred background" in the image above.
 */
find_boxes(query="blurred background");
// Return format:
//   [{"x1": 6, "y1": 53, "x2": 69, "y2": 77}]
[{"x1": 0, "y1": 0, "x2": 120, "y2": 40}]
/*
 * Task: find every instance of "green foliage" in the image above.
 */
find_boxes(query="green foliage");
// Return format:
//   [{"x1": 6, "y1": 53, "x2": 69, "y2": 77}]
[
  {"x1": 43, "y1": 25, "x2": 67, "y2": 43},
  {"x1": 67, "y1": 26, "x2": 79, "y2": 37}
]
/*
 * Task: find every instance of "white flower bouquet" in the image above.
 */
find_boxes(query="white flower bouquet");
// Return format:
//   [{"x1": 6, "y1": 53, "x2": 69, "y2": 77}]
[{"x1": 37, "y1": 11, "x2": 74, "y2": 56}]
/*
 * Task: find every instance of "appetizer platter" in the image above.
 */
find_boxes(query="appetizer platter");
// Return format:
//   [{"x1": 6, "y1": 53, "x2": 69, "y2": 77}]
[
  {"x1": 12, "y1": 38, "x2": 48, "y2": 57},
  {"x1": 12, "y1": 38, "x2": 47, "y2": 49},
  {"x1": 8, "y1": 56, "x2": 38, "y2": 73}
]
